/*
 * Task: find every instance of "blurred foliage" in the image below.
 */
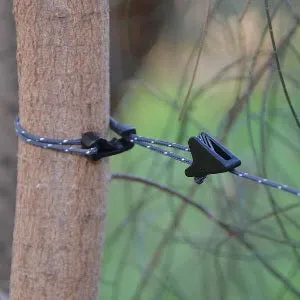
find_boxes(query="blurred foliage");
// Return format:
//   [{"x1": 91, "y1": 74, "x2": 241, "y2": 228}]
[
  {"x1": 102, "y1": 82, "x2": 300, "y2": 300},
  {"x1": 100, "y1": 1, "x2": 300, "y2": 299}
]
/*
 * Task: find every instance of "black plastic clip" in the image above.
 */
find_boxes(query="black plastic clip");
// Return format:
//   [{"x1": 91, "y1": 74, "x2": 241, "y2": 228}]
[
  {"x1": 185, "y1": 132, "x2": 241, "y2": 181},
  {"x1": 81, "y1": 120, "x2": 136, "y2": 161}
]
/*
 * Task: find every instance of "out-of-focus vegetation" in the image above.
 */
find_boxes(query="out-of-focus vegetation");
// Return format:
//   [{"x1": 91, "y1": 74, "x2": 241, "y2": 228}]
[{"x1": 101, "y1": 2, "x2": 300, "y2": 299}]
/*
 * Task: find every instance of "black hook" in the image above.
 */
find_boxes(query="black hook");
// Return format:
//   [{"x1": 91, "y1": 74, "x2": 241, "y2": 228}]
[
  {"x1": 81, "y1": 119, "x2": 136, "y2": 161},
  {"x1": 185, "y1": 132, "x2": 241, "y2": 180}
]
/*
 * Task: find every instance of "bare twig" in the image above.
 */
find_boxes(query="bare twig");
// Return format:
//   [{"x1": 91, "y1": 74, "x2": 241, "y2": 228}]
[
  {"x1": 178, "y1": 0, "x2": 211, "y2": 120},
  {"x1": 219, "y1": 21, "x2": 298, "y2": 142},
  {"x1": 111, "y1": 173, "x2": 300, "y2": 298},
  {"x1": 264, "y1": 0, "x2": 300, "y2": 129}
]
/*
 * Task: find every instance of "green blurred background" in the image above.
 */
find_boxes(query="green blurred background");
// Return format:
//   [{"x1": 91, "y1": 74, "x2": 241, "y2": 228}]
[
  {"x1": 102, "y1": 88, "x2": 300, "y2": 299},
  {"x1": 101, "y1": 2, "x2": 300, "y2": 298}
]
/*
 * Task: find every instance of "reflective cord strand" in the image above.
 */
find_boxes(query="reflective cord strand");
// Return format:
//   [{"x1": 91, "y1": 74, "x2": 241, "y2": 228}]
[
  {"x1": 15, "y1": 116, "x2": 300, "y2": 197},
  {"x1": 230, "y1": 169, "x2": 300, "y2": 196},
  {"x1": 14, "y1": 117, "x2": 98, "y2": 157},
  {"x1": 127, "y1": 133, "x2": 300, "y2": 196}
]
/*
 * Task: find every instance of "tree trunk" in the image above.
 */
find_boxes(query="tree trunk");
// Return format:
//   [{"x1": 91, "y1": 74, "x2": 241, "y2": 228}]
[{"x1": 10, "y1": 1, "x2": 109, "y2": 299}]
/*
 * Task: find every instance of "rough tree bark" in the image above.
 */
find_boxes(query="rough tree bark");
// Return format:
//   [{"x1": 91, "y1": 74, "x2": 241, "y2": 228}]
[{"x1": 10, "y1": 1, "x2": 109, "y2": 299}]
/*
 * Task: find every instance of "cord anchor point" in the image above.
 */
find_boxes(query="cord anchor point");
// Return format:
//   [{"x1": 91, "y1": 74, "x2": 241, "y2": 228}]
[{"x1": 82, "y1": 120, "x2": 136, "y2": 160}]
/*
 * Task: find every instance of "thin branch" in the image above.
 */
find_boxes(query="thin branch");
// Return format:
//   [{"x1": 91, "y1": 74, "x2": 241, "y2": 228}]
[
  {"x1": 178, "y1": 0, "x2": 212, "y2": 120},
  {"x1": 132, "y1": 202, "x2": 187, "y2": 300},
  {"x1": 218, "y1": 20, "x2": 298, "y2": 142},
  {"x1": 111, "y1": 173, "x2": 226, "y2": 228},
  {"x1": 111, "y1": 173, "x2": 300, "y2": 298},
  {"x1": 238, "y1": 0, "x2": 252, "y2": 22},
  {"x1": 264, "y1": 0, "x2": 300, "y2": 129}
]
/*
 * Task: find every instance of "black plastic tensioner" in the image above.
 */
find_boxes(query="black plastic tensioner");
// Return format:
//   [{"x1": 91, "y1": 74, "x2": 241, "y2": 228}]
[{"x1": 185, "y1": 132, "x2": 241, "y2": 180}]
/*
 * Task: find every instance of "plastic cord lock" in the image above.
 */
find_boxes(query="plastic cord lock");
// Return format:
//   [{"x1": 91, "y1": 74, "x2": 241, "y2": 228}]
[
  {"x1": 185, "y1": 132, "x2": 241, "y2": 179},
  {"x1": 81, "y1": 132, "x2": 134, "y2": 161}
]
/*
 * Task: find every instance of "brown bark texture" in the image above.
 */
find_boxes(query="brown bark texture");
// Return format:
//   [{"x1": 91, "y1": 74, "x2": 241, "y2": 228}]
[{"x1": 10, "y1": 1, "x2": 109, "y2": 299}]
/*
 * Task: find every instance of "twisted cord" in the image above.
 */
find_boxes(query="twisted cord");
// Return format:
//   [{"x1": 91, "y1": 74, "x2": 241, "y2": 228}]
[
  {"x1": 127, "y1": 134, "x2": 300, "y2": 196},
  {"x1": 14, "y1": 117, "x2": 97, "y2": 157},
  {"x1": 15, "y1": 116, "x2": 300, "y2": 197}
]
